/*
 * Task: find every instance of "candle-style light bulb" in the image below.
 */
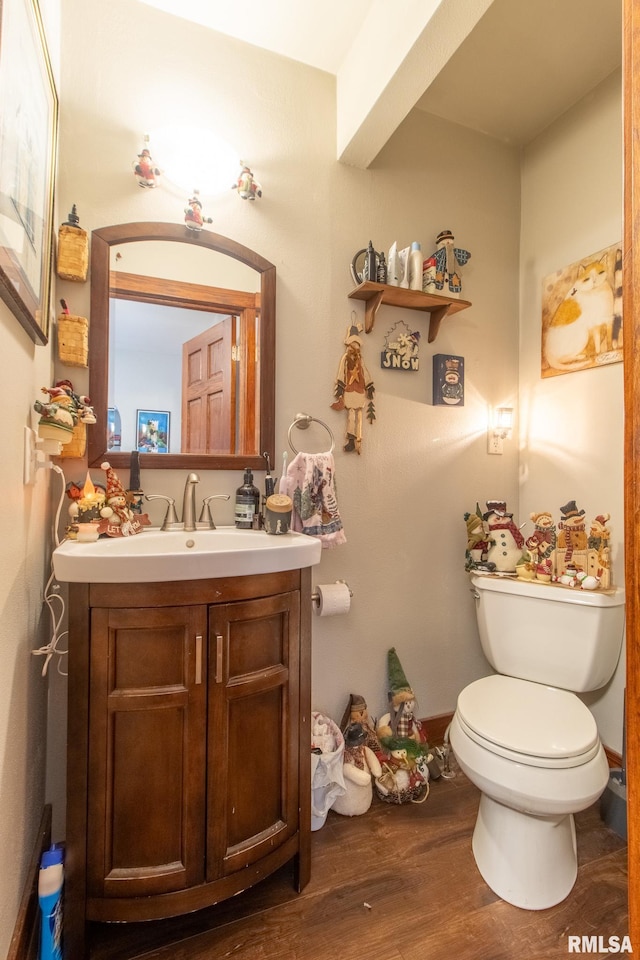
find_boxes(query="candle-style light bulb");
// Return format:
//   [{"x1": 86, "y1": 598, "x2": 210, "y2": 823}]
[{"x1": 82, "y1": 471, "x2": 96, "y2": 500}]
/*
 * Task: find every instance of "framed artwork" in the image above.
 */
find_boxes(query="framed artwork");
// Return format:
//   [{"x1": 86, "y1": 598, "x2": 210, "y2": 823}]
[
  {"x1": 0, "y1": 0, "x2": 58, "y2": 344},
  {"x1": 136, "y1": 410, "x2": 170, "y2": 453},
  {"x1": 541, "y1": 243, "x2": 623, "y2": 378},
  {"x1": 433, "y1": 354, "x2": 464, "y2": 406}
]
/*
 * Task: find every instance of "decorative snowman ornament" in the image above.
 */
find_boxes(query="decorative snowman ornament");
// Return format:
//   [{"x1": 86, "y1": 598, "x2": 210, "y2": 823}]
[{"x1": 483, "y1": 500, "x2": 525, "y2": 573}]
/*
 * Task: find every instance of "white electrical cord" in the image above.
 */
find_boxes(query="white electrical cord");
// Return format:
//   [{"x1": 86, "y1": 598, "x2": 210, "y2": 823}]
[{"x1": 32, "y1": 463, "x2": 69, "y2": 677}]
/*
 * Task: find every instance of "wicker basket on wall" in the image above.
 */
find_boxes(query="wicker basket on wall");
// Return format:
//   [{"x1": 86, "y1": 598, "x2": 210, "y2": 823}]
[
  {"x1": 56, "y1": 205, "x2": 88, "y2": 282},
  {"x1": 57, "y1": 306, "x2": 88, "y2": 368},
  {"x1": 60, "y1": 420, "x2": 87, "y2": 459}
]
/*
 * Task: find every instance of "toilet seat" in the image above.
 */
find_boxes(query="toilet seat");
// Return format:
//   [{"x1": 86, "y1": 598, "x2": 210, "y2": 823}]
[{"x1": 456, "y1": 675, "x2": 600, "y2": 769}]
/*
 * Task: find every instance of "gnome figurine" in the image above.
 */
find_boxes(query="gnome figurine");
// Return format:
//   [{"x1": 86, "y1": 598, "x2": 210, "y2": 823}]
[
  {"x1": 375, "y1": 648, "x2": 440, "y2": 799},
  {"x1": 99, "y1": 462, "x2": 151, "y2": 537},
  {"x1": 376, "y1": 647, "x2": 426, "y2": 745}
]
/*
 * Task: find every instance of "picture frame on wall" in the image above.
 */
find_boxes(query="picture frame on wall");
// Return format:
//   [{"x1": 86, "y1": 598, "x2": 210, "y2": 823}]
[
  {"x1": 432, "y1": 354, "x2": 465, "y2": 406},
  {"x1": 541, "y1": 243, "x2": 623, "y2": 378},
  {"x1": 136, "y1": 409, "x2": 170, "y2": 453},
  {"x1": 0, "y1": 0, "x2": 58, "y2": 345}
]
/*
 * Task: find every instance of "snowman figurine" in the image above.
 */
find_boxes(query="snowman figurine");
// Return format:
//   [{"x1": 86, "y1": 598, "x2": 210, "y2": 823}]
[{"x1": 483, "y1": 500, "x2": 525, "y2": 572}]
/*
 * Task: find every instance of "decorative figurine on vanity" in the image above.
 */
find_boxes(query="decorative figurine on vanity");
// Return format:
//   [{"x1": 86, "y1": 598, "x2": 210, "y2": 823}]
[
  {"x1": 483, "y1": 500, "x2": 525, "y2": 572},
  {"x1": 184, "y1": 190, "x2": 212, "y2": 232},
  {"x1": 232, "y1": 162, "x2": 262, "y2": 200},
  {"x1": 66, "y1": 473, "x2": 107, "y2": 541},
  {"x1": 99, "y1": 462, "x2": 150, "y2": 537},
  {"x1": 330, "y1": 318, "x2": 376, "y2": 453},
  {"x1": 428, "y1": 229, "x2": 471, "y2": 297},
  {"x1": 133, "y1": 135, "x2": 161, "y2": 188}
]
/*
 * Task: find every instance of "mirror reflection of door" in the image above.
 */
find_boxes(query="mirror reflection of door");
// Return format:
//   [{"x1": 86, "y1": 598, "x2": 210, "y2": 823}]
[
  {"x1": 109, "y1": 269, "x2": 261, "y2": 455},
  {"x1": 182, "y1": 316, "x2": 235, "y2": 454}
]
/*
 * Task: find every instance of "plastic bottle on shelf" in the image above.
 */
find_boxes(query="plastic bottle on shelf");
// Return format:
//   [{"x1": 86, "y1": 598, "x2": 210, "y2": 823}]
[
  {"x1": 235, "y1": 468, "x2": 261, "y2": 528},
  {"x1": 38, "y1": 844, "x2": 64, "y2": 960},
  {"x1": 107, "y1": 407, "x2": 121, "y2": 451},
  {"x1": 377, "y1": 252, "x2": 388, "y2": 284},
  {"x1": 409, "y1": 242, "x2": 423, "y2": 290}
]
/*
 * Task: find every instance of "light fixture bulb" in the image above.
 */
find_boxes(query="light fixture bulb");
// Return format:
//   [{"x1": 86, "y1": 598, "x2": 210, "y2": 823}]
[
  {"x1": 148, "y1": 125, "x2": 239, "y2": 196},
  {"x1": 496, "y1": 407, "x2": 513, "y2": 432}
]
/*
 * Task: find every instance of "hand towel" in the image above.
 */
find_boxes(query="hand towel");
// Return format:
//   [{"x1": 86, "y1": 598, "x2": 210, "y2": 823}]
[{"x1": 284, "y1": 451, "x2": 346, "y2": 547}]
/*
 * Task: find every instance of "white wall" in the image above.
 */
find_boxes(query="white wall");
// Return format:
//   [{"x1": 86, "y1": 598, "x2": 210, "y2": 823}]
[
  {"x1": 0, "y1": 0, "x2": 60, "y2": 955},
  {"x1": 519, "y1": 69, "x2": 624, "y2": 751},
  {"x1": 52, "y1": 0, "x2": 519, "y2": 792}
]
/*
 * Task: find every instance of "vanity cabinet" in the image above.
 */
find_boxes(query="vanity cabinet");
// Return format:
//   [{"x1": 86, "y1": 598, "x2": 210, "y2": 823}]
[{"x1": 65, "y1": 569, "x2": 312, "y2": 960}]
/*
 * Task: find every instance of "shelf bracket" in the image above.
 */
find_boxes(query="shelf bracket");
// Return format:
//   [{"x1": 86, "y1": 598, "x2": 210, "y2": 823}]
[
  {"x1": 428, "y1": 304, "x2": 453, "y2": 343},
  {"x1": 364, "y1": 290, "x2": 384, "y2": 334}
]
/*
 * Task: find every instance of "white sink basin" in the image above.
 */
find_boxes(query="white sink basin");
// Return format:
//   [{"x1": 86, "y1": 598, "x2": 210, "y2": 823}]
[{"x1": 52, "y1": 527, "x2": 322, "y2": 583}]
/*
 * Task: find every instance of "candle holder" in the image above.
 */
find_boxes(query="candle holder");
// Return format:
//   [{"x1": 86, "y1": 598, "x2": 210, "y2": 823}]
[{"x1": 76, "y1": 521, "x2": 101, "y2": 542}]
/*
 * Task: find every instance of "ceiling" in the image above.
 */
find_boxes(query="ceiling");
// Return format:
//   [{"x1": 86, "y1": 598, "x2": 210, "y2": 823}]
[{"x1": 137, "y1": 0, "x2": 622, "y2": 148}]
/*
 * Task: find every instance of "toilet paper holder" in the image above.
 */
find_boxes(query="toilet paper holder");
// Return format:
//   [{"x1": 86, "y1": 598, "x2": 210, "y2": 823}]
[{"x1": 312, "y1": 579, "x2": 353, "y2": 608}]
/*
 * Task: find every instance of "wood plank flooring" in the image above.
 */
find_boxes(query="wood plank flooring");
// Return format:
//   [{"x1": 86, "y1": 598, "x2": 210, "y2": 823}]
[{"x1": 88, "y1": 769, "x2": 627, "y2": 960}]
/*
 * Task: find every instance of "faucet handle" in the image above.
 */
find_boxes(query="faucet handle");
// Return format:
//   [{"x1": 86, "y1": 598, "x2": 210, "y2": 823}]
[
  {"x1": 198, "y1": 494, "x2": 230, "y2": 529},
  {"x1": 145, "y1": 494, "x2": 180, "y2": 530}
]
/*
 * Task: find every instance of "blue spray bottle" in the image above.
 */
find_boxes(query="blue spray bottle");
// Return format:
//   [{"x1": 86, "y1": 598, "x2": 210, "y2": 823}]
[{"x1": 38, "y1": 844, "x2": 64, "y2": 960}]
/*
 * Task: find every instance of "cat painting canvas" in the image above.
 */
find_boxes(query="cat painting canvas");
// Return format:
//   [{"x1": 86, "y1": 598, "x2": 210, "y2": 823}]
[{"x1": 541, "y1": 243, "x2": 623, "y2": 378}]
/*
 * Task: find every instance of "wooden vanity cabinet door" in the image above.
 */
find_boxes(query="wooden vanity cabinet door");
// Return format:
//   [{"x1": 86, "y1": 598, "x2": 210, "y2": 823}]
[
  {"x1": 86, "y1": 605, "x2": 207, "y2": 899},
  {"x1": 206, "y1": 591, "x2": 300, "y2": 879}
]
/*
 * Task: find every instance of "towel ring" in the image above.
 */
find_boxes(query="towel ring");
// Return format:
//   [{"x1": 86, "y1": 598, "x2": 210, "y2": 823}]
[{"x1": 288, "y1": 412, "x2": 335, "y2": 454}]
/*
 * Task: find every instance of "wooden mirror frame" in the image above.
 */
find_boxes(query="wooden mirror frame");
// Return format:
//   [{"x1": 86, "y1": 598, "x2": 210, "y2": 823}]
[{"x1": 87, "y1": 222, "x2": 275, "y2": 470}]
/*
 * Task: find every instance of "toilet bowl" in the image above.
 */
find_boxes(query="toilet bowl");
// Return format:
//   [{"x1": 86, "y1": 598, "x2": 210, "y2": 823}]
[
  {"x1": 452, "y1": 572, "x2": 624, "y2": 909},
  {"x1": 450, "y1": 674, "x2": 610, "y2": 909}
]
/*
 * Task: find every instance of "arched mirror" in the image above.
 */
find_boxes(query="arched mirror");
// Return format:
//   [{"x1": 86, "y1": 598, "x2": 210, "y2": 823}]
[{"x1": 87, "y1": 222, "x2": 275, "y2": 470}]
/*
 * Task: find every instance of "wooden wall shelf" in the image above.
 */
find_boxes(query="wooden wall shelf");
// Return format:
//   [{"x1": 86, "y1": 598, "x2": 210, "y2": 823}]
[{"x1": 348, "y1": 281, "x2": 471, "y2": 341}]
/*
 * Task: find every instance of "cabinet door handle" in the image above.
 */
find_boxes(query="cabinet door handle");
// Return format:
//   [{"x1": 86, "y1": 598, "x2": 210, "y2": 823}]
[
  {"x1": 195, "y1": 634, "x2": 203, "y2": 685},
  {"x1": 215, "y1": 633, "x2": 223, "y2": 683}
]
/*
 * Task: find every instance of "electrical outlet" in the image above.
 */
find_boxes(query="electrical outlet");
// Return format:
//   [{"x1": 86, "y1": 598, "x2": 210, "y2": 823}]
[{"x1": 487, "y1": 433, "x2": 504, "y2": 455}]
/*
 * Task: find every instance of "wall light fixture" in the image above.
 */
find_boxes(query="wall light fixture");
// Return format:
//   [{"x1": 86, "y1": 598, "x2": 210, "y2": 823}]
[{"x1": 488, "y1": 406, "x2": 513, "y2": 455}]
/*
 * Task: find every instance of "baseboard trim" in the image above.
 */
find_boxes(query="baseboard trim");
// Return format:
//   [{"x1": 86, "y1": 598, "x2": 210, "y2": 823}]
[
  {"x1": 422, "y1": 712, "x2": 454, "y2": 746},
  {"x1": 422, "y1": 712, "x2": 623, "y2": 771},
  {"x1": 7, "y1": 804, "x2": 52, "y2": 960},
  {"x1": 604, "y1": 746, "x2": 623, "y2": 769}
]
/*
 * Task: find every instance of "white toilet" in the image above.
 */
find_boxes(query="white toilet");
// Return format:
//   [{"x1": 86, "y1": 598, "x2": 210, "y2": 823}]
[{"x1": 450, "y1": 573, "x2": 625, "y2": 910}]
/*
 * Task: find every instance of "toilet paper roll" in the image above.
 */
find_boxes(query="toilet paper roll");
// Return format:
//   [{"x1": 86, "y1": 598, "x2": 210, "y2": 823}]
[{"x1": 314, "y1": 582, "x2": 351, "y2": 617}]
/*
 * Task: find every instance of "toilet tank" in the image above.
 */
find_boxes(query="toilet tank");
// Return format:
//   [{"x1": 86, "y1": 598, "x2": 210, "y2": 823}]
[{"x1": 470, "y1": 574, "x2": 625, "y2": 692}]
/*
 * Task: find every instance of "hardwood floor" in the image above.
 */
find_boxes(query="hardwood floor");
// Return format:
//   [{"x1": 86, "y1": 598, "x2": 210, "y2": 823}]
[{"x1": 88, "y1": 770, "x2": 627, "y2": 960}]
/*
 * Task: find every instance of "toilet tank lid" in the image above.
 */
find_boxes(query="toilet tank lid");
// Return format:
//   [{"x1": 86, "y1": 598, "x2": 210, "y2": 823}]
[
  {"x1": 470, "y1": 573, "x2": 625, "y2": 608},
  {"x1": 457, "y1": 675, "x2": 599, "y2": 760}
]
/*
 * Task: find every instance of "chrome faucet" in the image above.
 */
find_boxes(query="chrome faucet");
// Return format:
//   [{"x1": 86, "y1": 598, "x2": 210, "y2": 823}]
[{"x1": 182, "y1": 472, "x2": 200, "y2": 531}]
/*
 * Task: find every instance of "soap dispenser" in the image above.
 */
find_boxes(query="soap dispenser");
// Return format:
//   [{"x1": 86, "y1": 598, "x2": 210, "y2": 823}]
[{"x1": 235, "y1": 468, "x2": 261, "y2": 529}]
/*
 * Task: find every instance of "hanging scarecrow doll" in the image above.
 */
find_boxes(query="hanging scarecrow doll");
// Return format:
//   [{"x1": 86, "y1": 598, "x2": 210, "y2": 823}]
[{"x1": 330, "y1": 320, "x2": 375, "y2": 453}]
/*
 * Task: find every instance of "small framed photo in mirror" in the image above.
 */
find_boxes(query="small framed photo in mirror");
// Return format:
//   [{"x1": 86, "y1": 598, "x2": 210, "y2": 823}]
[{"x1": 136, "y1": 409, "x2": 170, "y2": 454}]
